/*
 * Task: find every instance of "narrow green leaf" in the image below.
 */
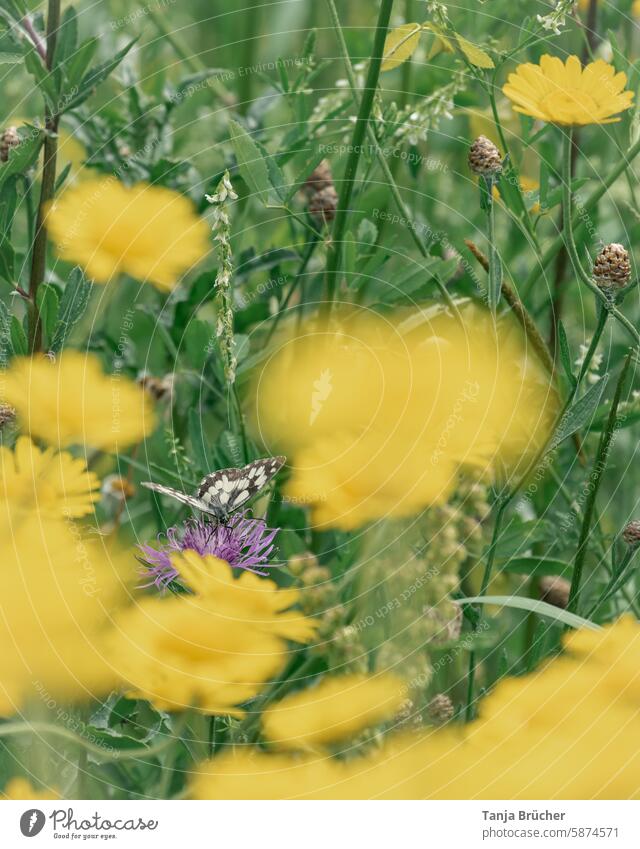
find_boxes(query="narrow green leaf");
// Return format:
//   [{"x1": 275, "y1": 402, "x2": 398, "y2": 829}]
[
  {"x1": 498, "y1": 556, "x2": 572, "y2": 577},
  {"x1": 36, "y1": 284, "x2": 60, "y2": 348},
  {"x1": 228, "y1": 119, "x2": 272, "y2": 205},
  {"x1": 551, "y1": 374, "x2": 608, "y2": 448},
  {"x1": 557, "y1": 320, "x2": 576, "y2": 387},
  {"x1": 458, "y1": 596, "x2": 600, "y2": 630},
  {"x1": 49, "y1": 267, "x2": 92, "y2": 353},
  {"x1": 9, "y1": 314, "x2": 27, "y2": 355}
]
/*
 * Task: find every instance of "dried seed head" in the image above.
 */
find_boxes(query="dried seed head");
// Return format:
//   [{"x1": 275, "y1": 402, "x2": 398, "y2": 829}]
[
  {"x1": 0, "y1": 403, "x2": 15, "y2": 428},
  {"x1": 427, "y1": 693, "x2": 454, "y2": 725},
  {"x1": 622, "y1": 520, "x2": 640, "y2": 548},
  {"x1": 539, "y1": 575, "x2": 571, "y2": 609},
  {"x1": 593, "y1": 243, "x2": 631, "y2": 290},
  {"x1": 308, "y1": 185, "x2": 339, "y2": 226},
  {"x1": 303, "y1": 160, "x2": 334, "y2": 197},
  {"x1": 137, "y1": 372, "x2": 174, "y2": 401},
  {"x1": 0, "y1": 126, "x2": 20, "y2": 163},
  {"x1": 468, "y1": 135, "x2": 502, "y2": 177}
]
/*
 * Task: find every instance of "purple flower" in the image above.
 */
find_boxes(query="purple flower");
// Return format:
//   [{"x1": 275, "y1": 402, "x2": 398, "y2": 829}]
[{"x1": 138, "y1": 513, "x2": 279, "y2": 591}]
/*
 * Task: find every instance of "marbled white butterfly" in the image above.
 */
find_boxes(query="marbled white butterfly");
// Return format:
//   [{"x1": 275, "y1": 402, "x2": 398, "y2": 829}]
[{"x1": 142, "y1": 456, "x2": 286, "y2": 522}]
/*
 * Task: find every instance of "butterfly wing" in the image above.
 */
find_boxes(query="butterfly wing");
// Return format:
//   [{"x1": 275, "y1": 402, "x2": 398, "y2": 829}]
[
  {"x1": 141, "y1": 481, "x2": 220, "y2": 517},
  {"x1": 197, "y1": 455, "x2": 286, "y2": 516}
]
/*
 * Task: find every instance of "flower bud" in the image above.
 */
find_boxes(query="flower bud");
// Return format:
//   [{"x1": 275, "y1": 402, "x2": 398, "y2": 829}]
[
  {"x1": 622, "y1": 519, "x2": 640, "y2": 549},
  {"x1": 0, "y1": 126, "x2": 20, "y2": 163},
  {"x1": 593, "y1": 243, "x2": 631, "y2": 290},
  {"x1": 468, "y1": 135, "x2": 502, "y2": 177},
  {"x1": 303, "y1": 160, "x2": 334, "y2": 197},
  {"x1": 308, "y1": 185, "x2": 339, "y2": 226},
  {"x1": 539, "y1": 575, "x2": 571, "y2": 609},
  {"x1": 427, "y1": 693, "x2": 454, "y2": 724}
]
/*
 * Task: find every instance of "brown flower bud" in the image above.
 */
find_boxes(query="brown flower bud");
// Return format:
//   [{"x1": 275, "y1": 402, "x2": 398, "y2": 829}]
[
  {"x1": 539, "y1": 575, "x2": 571, "y2": 609},
  {"x1": 427, "y1": 693, "x2": 454, "y2": 725},
  {"x1": 0, "y1": 403, "x2": 15, "y2": 428},
  {"x1": 0, "y1": 126, "x2": 20, "y2": 163},
  {"x1": 593, "y1": 243, "x2": 631, "y2": 290},
  {"x1": 303, "y1": 160, "x2": 334, "y2": 197},
  {"x1": 308, "y1": 185, "x2": 339, "y2": 226},
  {"x1": 468, "y1": 135, "x2": 502, "y2": 177},
  {"x1": 622, "y1": 520, "x2": 640, "y2": 548},
  {"x1": 137, "y1": 373, "x2": 174, "y2": 401}
]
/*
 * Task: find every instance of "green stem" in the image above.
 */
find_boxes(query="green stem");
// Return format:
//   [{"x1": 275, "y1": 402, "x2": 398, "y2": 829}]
[
  {"x1": 484, "y1": 180, "x2": 501, "y2": 313},
  {"x1": 587, "y1": 548, "x2": 635, "y2": 618},
  {"x1": 568, "y1": 350, "x2": 634, "y2": 615},
  {"x1": 324, "y1": 0, "x2": 456, "y2": 310},
  {"x1": 27, "y1": 0, "x2": 61, "y2": 353},
  {"x1": 465, "y1": 496, "x2": 510, "y2": 721},
  {"x1": 265, "y1": 234, "x2": 319, "y2": 345},
  {"x1": 324, "y1": 0, "x2": 395, "y2": 308},
  {"x1": 0, "y1": 721, "x2": 176, "y2": 762},
  {"x1": 239, "y1": 1, "x2": 261, "y2": 113},
  {"x1": 525, "y1": 131, "x2": 640, "y2": 298}
]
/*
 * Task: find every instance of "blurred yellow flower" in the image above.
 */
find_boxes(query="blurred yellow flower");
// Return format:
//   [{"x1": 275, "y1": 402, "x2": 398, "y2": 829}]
[
  {"x1": 190, "y1": 617, "x2": 640, "y2": 799},
  {"x1": 46, "y1": 178, "x2": 210, "y2": 291},
  {"x1": 250, "y1": 304, "x2": 558, "y2": 529},
  {"x1": 110, "y1": 552, "x2": 316, "y2": 715},
  {"x1": 0, "y1": 515, "x2": 129, "y2": 715},
  {"x1": 263, "y1": 673, "x2": 404, "y2": 749},
  {"x1": 191, "y1": 751, "x2": 351, "y2": 800},
  {"x1": 1, "y1": 778, "x2": 59, "y2": 800},
  {"x1": 503, "y1": 55, "x2": 633, "y2": 126},
  {"x1": 0, "y1": 436, "x2": 99, "y2": 519},
  {"x1": 1, "y1": 351, "x2": 155, "y2": 450}
]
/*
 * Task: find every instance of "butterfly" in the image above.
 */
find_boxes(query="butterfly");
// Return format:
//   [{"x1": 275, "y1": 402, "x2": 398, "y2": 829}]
[{"x1": 142, "y1": 456, "x2": 286, "y2": 523}]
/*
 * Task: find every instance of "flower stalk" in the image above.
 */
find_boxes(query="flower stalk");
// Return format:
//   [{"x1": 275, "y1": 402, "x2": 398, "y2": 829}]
[
  {"x1": 27, "y1": 0, "x2": 61, "y2": 353},
  {"x1": 324, "y1": 0, "x2": 395, "y2": 308}
]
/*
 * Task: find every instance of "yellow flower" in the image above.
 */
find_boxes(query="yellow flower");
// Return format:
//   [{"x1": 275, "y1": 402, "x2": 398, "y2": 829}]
[
  {"x1": 1, "y1": 778, "x2": 59, "y2": 800},
  {"x1": 0, "y1": 436, "x2": 99, "y2": 519},
  {"x1": 250, "y1": 304, "x2": 558, "y2": 529},
  {"x1": 262, "y1": 674, "x2": 405, "y2": 749},
  {"x1": 189, "y1": 618, "x2": 640, "y2": 799},
  {"x1": 110, "y1": 553, "x2": 316, "y2": 715},
  {"x1": 1, "y1": 351, "x2": 155, "y2": 450},
  {"x1": 634, "y1": 0, "x2": 640, "y2": 19},
  {"x1": 503, "y1": 55, "x2": 633, "y2": 126},
  {"x1": 0, "y1": 515, "x2": 129, "y2": 714},
  {"x1": 46, "y1": 178, "x2": 210, "y2": 291},
  {"x1": 191, "y1": 751, "x2": 352, "y2": 800}
]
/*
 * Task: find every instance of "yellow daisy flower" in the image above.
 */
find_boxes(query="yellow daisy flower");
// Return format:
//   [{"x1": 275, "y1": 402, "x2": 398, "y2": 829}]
[
  {"x1": 2, "y1": 778, "x2": 59, "y2": 800},
  {"x1": 262, "y1": 673, "x2": 405, "y2": 750},
  {"x1": 110, "y1": 553, "x2": 317, "y2": 715},
  {"x1": 1, "y1": 351, "x2": 155, "y2": 450},
  {"x1": 0, "y1": 436, "x2": 99, "y2": 519},
  {"x1": 46, "y1": 178, "x2": 210, "y2": 291},
  {"x1": 0, "y1": 515, "x2": 129, "y2": 715},
  {"x1": 503, "y1": 55, "x2": 634, "y2": 126}
]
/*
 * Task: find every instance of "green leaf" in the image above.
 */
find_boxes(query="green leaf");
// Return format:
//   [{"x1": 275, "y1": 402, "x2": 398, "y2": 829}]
[
  {"x1": 0, "y1": 127, "x2": 44, "y2": 189},
  {"x1": 49, "y1": 267, "x2": 92, "y2": 353},
  {"x1": 228, "y1": 119, "x2": 272, "y2": 205},
  {"x1": 557, "y1": 320, "x2": 576, "y2": 387},
  {"x1": 381, "y1": 23, "x2": 423, "y2": 72},
  {"x1": 9, "y1": 314, "x2": 27, "y2": 355},
  {"x1": 458, "y1": 596, "x2": 600, "y2": 630},
  {"x1": 36, "y1": 284, "x2": 59, "y2": 347},
  {"x1": 183, "y1": 318, "x2": 212, "y2": 369},
  {"x1": 53, "y1": 5, "x2": 78, "y2": 70},
  {"x1": 454, "y1": 33, "x2": 495, "y2": 69},
  {"x1": 63, "y1": 38, "x2": 137, "y2": 112},
  {"x1": 0, "y1": 299, "x2": 13, "y2": 365},
  {"x1": 63, "y1": 36, "x2": 98, "y2": 90},
  {"x1": 498, "y1": 556, "x2": 572, "y2": 578},
  {"x1": 550, "y1": 375, "x2": 608, "y2": 449}
]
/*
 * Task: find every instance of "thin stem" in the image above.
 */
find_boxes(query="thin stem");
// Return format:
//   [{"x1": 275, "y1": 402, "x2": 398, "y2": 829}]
[
  {"x1": 324, "y1": 0, "x2": 456, "y2": 310},
  {"x1": 572, "y1": 301, "x2": 608, "y2": 399},
  {"x1": 568, "y1": 350, "x2": 634, "y2": 614},
  {"x1": 484, "y1": 180, "x2": 501, "y2": 313},
  {"x1": 587, "y1": 548, "x2": 635, "y2": 618},
  {"x1": 524, "y1": 132, "x2": 640, "y2": 293},
  {"x1": 324, "y1": 0, "x2": 395, "y2": 308},
  {"x1": 265, "y1": 234, "x2": 319, "y2": 345},
  {"x1": 465, "y1": 496, "x2": 510, "y2": 721},
  {"x1": 27, "y1": 0, "x2": 61, "y2": 353}
]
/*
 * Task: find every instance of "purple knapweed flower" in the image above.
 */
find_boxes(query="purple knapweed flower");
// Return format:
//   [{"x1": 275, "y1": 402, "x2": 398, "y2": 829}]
[{"x1": 138, "y1": 513, "x2": 279, "y2": 591}]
